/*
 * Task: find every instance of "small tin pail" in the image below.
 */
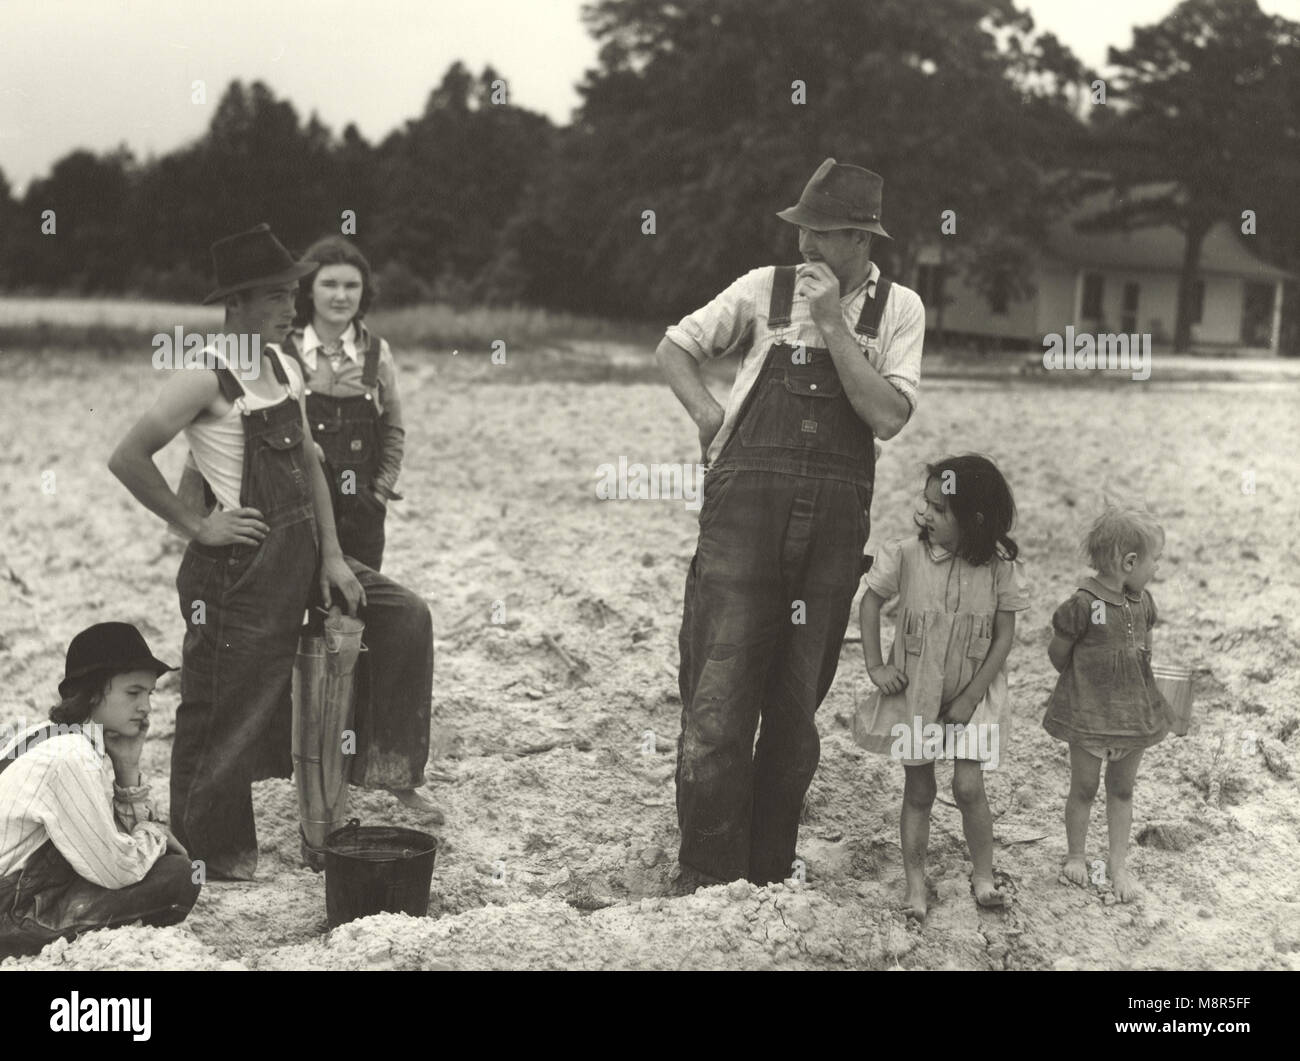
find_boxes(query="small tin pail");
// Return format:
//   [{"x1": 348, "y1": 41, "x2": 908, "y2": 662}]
[{"x1": 1151, "y1": 664, "x2": 1194, "y2": 736}]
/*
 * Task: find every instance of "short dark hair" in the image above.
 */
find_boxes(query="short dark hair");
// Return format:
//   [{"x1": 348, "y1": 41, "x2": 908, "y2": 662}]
[
  {"x1": 293, "y1": 236, "x2": 375, "y2": 327},
  {"x1": 915, "y1": 453, "x2": 1019, "y2": 566},
  {"x1": 49, "y1": 672, "x2": 111, "y2": 726}
]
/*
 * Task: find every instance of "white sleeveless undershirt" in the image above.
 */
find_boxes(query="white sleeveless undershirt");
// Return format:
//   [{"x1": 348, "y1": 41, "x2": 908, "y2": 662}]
[{"x1": 183, "y1": 345, "x2": 303, "y2": 512}]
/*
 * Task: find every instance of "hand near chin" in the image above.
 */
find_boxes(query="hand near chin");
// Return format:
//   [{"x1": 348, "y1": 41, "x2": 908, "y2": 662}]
[{"x1": 102, "y1": 719, "x2": 149, "y2": 770}]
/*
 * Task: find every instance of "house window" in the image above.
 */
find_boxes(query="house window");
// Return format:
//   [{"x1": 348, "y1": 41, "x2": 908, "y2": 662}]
[
  {"x1": 988, "y1": 272, "x2": 1010, "y2": 316},
  {"x1": 1082, "y1": 273, "x2": 1104, "y2": 318},
  {"x1": 1190, "y1": 280, "x2": 1204, "y2": 325},
  {"x1": 916, "y1": 264, "x2": 946, "y2": 308},
  {"x1": 1121, "y1": 282, "x2": 1139, "y2": 333}
]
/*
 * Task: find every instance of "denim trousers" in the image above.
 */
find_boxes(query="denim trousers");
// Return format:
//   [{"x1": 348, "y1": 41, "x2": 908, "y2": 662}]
[{"x1": 0, "y1": 842, "x2": 199, "y2": 959}]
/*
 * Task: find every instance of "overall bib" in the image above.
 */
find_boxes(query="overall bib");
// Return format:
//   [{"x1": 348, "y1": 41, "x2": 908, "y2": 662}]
[
  {"x1": 0, "y1": 725, "x2": 200, "y2": 958},
  {"x1": 676, "y1": 266, "x2": 892, "y2": 884},
  {"x1": 285, "y1": 332, "x2": 387, "y2": 571},
  {"x1": 171, "y1": 350, "x2": 318, "y2": 879}
]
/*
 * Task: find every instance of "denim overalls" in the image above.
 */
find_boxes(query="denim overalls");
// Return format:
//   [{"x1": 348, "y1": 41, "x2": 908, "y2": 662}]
[
  {"x1": 284, "y1": 332, "x2": 387, "y2": 571},
  {"x1": 0, "y1": 725, "x2": 200, "y2": 958},
  {"x1": 171, "y1": 349, "x2": 318, "y2": 879},
  {"x1": 676, "y1": 266, "x2": 893, "y2": 884}
]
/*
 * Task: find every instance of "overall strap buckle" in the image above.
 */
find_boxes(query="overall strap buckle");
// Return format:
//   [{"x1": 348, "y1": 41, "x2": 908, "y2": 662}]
[
  {"x1": 360, "y1": 333, "x2": 382, "y2": 391},
  {"x1": 855, "y1": 276, "x2": 892, "y2": 339},
  {"x1": 767, "y1": 265, "x2": 797, "y2": 327}
]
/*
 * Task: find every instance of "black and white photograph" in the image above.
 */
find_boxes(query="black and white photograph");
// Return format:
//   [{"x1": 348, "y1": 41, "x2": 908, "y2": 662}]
[{"x1": 0, "y1": 0, "x2": 1297, "y2": 1001}]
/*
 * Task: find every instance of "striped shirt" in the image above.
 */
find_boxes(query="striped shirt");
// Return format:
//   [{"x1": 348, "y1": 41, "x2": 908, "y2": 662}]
[
  {"x1": 665, "y1": 261, "x2": 925, "y2": 462},
  {"x1": 0, "y1": 725, "x2": 168, "y2": 887}
]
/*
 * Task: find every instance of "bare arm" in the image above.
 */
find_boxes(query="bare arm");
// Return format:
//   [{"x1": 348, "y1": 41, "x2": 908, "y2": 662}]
[
  {"x1": 1048, "y1": 634, "x2": 1075, "y2": 674},
  {"x1": 860, "y1": 589, "x2": 907, "y2": 694},
  {"x1": 108, "y1": 369, "x2": 266, "y2": 546},
  {"x1": 819, "y1": 315, "x2": 911, "y2": 440},
  {"x1": 951, "y1": 610, "x2": 1017, "y2": 708},
  {"x1": 798, "y1": 263, "x2": 910, "y2": 440},
  {"x1": 656, "y1": 336, "x2": 725, "y2": 460}
]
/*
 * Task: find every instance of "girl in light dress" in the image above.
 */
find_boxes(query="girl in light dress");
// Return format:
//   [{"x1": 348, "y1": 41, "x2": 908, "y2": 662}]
[{"x1": 854, "y1": 455, "x2": 1029, "y2": 920}]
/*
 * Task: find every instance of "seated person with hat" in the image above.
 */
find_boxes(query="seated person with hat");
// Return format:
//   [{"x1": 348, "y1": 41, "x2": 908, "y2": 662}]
[{"x1": 0, "y1": 623, "x2": 201, "y2": 959}]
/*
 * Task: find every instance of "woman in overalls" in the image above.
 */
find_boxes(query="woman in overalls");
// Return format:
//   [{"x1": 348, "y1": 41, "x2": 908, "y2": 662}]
[
  {"x1": 0, "y1": 623, "x2": 200, "y2": 958},
  {"x1": 284, "y1": 236, "x2": 405, "y2": 572},
  {"x1": 283, "y1": 236, "x2": 438, "y2": 821}
]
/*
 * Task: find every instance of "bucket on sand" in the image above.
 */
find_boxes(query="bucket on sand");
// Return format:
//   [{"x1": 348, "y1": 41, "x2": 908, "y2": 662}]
[
  {"x1": 323, "y1": 819, "x2": 438, "y2": 928},
  {"x1": 1151, "y1": 664, "x2": 1194, "y2": 736}
]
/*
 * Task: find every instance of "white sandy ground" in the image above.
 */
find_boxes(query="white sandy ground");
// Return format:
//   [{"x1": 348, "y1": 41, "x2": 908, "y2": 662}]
[{"x1": 1, "y1": 349, "x2": 1298, "y2": 970}]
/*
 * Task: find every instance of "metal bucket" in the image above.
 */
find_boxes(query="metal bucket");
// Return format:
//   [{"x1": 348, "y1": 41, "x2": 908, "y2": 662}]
[
  {"x1": 1152, "y1": 664, "x2": 1194, "y2": 736},
  {"x1": 323, "y1": 819, "x2": 438, "y2": 928}
]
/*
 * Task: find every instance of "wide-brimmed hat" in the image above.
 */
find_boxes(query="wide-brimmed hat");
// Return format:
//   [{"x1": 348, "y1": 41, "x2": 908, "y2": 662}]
[
  {"x1": 59, "y1": 622, "x2": 176, "y2": 698},
  {"x1": 202, "y1": 223, "x2": 318, "y2": 305},
  {"x1": 776, "y1": 158, "x2": 891, "y2": 238}
]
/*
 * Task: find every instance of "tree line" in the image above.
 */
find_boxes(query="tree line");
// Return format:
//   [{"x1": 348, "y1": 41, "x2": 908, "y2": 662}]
[{"x1": 0, "y1": 0, "x2": 1295, "y2": 348}]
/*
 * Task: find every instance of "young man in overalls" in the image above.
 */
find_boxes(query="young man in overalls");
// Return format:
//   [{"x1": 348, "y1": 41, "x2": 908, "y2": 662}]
[
  {"x1": 658, "y1": 160, "x2": 926, "y2": 887},
  {"x1": 109, "y1": 225, "x2": 374, "y2": 880}
]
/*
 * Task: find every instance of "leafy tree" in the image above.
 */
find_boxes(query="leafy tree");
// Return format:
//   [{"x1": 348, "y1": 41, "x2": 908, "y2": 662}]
[
  {"x1": 500, "y1": 0, "x2": 1090, "y2": 319},
  {"x1": 1084, "y1": 0, "x2": 1300, "y2": 351},
  {"x1": 16, "y1": 148, "x2": 135, "y2": 291},
  {"x1": 369, "y1": 63, "x2": 553, "y2": 296}
]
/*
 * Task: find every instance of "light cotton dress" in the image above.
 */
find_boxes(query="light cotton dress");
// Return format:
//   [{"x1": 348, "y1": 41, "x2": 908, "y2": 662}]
[{"x1": 852, "y1": 537, "x2": 1030, "y2": 766}]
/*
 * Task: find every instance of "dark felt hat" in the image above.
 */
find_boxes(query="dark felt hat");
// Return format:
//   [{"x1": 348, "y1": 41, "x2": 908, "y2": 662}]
[
  {"x1": 202, "y1": 223, "x2": 318, "y2": 305},
  {"x1": 776, "y1": 158, "x2": 891, "y2": 238},
  {"x1": 59, "y1": 622, "x2": 176, "y2": 699}
]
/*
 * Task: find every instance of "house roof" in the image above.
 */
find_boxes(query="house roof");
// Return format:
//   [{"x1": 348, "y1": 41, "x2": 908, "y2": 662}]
[{"x1": 1046, "y1": 188, "x2": 1295, "y2": 281}]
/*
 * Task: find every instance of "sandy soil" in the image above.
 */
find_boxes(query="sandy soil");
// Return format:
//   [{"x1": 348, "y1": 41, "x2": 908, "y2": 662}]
[{"x1": 1, "y1": 349, "x2": 1298, "y2": 970}]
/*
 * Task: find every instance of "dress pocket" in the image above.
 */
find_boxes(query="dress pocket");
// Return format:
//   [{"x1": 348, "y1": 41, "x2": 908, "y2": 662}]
[
  {"x1": 967, "y1": 616, "x2": 993, "y2": 660},
  {"x1": 902, "y1": 612, "x2": 924, "y2": 656}
]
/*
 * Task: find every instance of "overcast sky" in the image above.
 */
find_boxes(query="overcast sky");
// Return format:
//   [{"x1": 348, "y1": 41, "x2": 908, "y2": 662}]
[{"x1": 1, "y1": 0, "x2": 1294, "y2": 193}]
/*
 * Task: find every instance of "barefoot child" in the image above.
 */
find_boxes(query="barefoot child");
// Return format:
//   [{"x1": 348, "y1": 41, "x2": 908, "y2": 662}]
[
  {"x1": 854, "y1": 455, "x2": 1029, "y2": 919},
  {"x1": 1044, "y1": 503, "x2": 1169, "y2": 902}
]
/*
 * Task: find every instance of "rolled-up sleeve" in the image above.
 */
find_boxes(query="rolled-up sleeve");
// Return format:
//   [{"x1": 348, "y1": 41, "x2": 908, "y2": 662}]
[
  {"x1": 877, "y1": 287, "x2": 925, "y2": 413},
  {"x1": 864, "y1": 538, "x2": 904, "y2": 601},
  {"x1": 664, "y1": 268, "x2": 765, "y2": 363}
]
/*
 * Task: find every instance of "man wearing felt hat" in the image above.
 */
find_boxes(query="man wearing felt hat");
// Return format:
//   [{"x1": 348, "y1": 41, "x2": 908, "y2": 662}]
[
  {"x1": 110, "y1": 224, "x2": 439, "y2": 880},
  {"x1": 107, "y1": 224, "x2": 371, "y2": 880},
  {"x1": 0, "y1": 623, "x2": 200, "y2": 958},
  {"x1": 658, "y1": 159, "x2": 926, "y2": 888}
]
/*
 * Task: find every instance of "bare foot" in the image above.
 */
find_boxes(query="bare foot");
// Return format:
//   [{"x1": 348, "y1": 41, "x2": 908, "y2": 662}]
[
  {"x1": 393, "y1": 788, "x2": 445, "y2": 824},
  {"x1": 1061, "y1": 854, "x2": 1088, "y2": 887},
  {"x1": 971, "y1": 875, "x2": 1008, "y2": 908},
  {"x1": 902, "y1": 882, "x2": 928, "y2": 922},
  {"x1": 1111, "y1": 866, "x2": 1141, "y2": 902}
]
